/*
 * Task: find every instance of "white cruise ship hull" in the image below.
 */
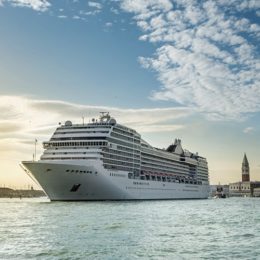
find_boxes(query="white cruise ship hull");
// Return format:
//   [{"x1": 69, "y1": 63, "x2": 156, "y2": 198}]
[{"x1": 22, "y1": 160, "x2": 209, "y2": 201}]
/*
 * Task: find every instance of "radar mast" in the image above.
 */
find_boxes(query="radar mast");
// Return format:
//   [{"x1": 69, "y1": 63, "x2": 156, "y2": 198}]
[{"x1": 99, "y1": 112, "x2": 110, "y2": 122}]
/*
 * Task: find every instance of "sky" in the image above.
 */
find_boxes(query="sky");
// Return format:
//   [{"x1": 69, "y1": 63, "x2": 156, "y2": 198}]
[{"x1": 0, "y1": 0, "x2": 259, "y2": 189}]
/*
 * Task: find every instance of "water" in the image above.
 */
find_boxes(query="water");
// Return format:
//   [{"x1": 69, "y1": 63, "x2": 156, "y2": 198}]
[{"x1": 0, "y1": 197, "x2": 259, "y2": 260}]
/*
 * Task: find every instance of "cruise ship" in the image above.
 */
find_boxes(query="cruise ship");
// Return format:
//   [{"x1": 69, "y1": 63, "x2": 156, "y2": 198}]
[{"x1": 21, "y1": 113, "x2": 210, "y2": 200}]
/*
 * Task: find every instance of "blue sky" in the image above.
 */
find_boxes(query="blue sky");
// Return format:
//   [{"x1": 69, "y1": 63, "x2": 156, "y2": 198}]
[
  {"x1": 0, "y1": 0, "x2": 161, "y2": 107},
  {"x1": 0, "y1": 0, "x2": 259, "y2": 188}
]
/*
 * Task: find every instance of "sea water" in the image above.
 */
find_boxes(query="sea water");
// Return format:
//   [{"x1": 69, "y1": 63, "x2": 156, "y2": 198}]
[{"x1": 0, "y1": 197, "x2": 259, "y2": 259}]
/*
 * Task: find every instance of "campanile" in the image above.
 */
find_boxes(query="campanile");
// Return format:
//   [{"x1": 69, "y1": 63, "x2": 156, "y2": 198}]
[{"x1": 242, "y1": 153, "x2": 250, "y2": 182}]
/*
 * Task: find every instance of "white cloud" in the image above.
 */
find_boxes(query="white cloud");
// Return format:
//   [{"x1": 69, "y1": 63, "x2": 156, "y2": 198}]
[
  {"x1": 236, "y1": 0, "x2": 260, "y2": 11},
  {"x1": 7, "y1": 0, "x2": 50, "y2": 11},
  {"x1": 134, "y1": 124, "x2": 184, "y2": 133},
  {"x1": 243, "y1": 126, "x2": 255, "y2": 134},
  {"x1": 121, "y1": 0, "x2": 260, "y2": 121},
  {"x1": 1, "y1": 0, "x2": 259, "y2": 121},
  {"x1": 0, "y1": 96, "x2": 191, "y2": 144},
  {"x1": 58, "y1": 15, "x2": 67, "y2": 19},
  {"x1": 88, "y1": 1, "x2": 102, "y2": 10},
  {"x1": 105, "y1": 22, "x2": 113, "y2": 27},
  {"x1": 110, "y1": 7, "x2": 119, "y2": 15},
  {"x1": 121, "y1": 0, "x2": 172, "y2": 14},
  {"x1": 73, "y1": 15, "x2": 80, "y2": 19},
  {"x1": 80, "y1": 9, "x2": 100, "y2": 16}
]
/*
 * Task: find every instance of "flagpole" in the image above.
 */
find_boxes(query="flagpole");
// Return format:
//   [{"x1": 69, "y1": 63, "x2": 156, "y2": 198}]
[{"x1": 34, "y1": 139, "x2": 37, "y2": 161}]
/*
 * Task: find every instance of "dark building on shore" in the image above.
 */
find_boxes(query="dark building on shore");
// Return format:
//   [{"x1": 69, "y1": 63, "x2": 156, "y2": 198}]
[{"x1": 229, "y1": 154, "x2": 260, "y2": 197}]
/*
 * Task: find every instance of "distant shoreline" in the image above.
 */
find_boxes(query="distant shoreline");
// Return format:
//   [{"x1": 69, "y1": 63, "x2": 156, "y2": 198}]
[{"x1": 0, "y1": 187, "x2": 46, "y2": 198}]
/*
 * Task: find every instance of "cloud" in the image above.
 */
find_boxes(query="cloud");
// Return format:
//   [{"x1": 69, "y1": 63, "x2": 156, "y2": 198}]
[
  {"x1": 1, "y1": 0, "x2": 259, "y2": 121},
  {"x1": 105, "y1": 22, "x2": 113, "y2": 27},
  {"x1": 134, "y1": 124, "x2": 184, "y2": 133},
  {"x1": 121, "y1": 0, "x2": 172, "y2": 14},
  {"x1": 0, "y1": 121, "x2": 23, "y2": 133},
  {"x1": 0, "y1": 96, "x2": 191, "y2": 144},
  {"x1": 27, "y1": 98, "x2": 192, "y2": 126},
  {"x1": 58, "y1": 15, "x2": 67, "y2": 19},
  {"x1": 243, "y1": 126, "x2": 255, "y2": 134},
  {"x1": 120, "y1": 0, "x2": 260, "y2": 121},
  {"x1": 110, "y1": 7, "x2": 119, "y2": 15},
  {"x1": 80, "y1": 2, "x2": 102, "y2": 16},
  {"x1": 88, "y1": 1, "x2": 102, "y2": 10},
  {"x1": 72, "y1": 15, "x2": 81, "y2": 20},
  {"x1": 4, "y1": 0, "x2": 51, "y2": 11}
]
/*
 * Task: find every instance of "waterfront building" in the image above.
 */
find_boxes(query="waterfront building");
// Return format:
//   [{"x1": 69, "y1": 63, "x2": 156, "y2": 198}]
[{"x1": 253, "y1": 187, "x2": 260, "y2": 197}]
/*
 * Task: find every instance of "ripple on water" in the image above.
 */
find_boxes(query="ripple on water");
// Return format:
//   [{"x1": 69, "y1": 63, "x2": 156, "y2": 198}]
[{"x1": 0, "y1": 198, "x2": 260, "y2": 259}]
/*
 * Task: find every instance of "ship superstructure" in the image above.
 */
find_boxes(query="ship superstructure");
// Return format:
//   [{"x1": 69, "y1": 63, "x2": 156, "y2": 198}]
[{"x1": 22, "y1": 113, "x2": 210, "y2": 200}]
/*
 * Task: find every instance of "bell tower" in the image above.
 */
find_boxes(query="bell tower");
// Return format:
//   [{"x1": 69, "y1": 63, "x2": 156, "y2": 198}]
[{"x1": 242, "y1": 153, "x2": 250, "y2": 182}]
